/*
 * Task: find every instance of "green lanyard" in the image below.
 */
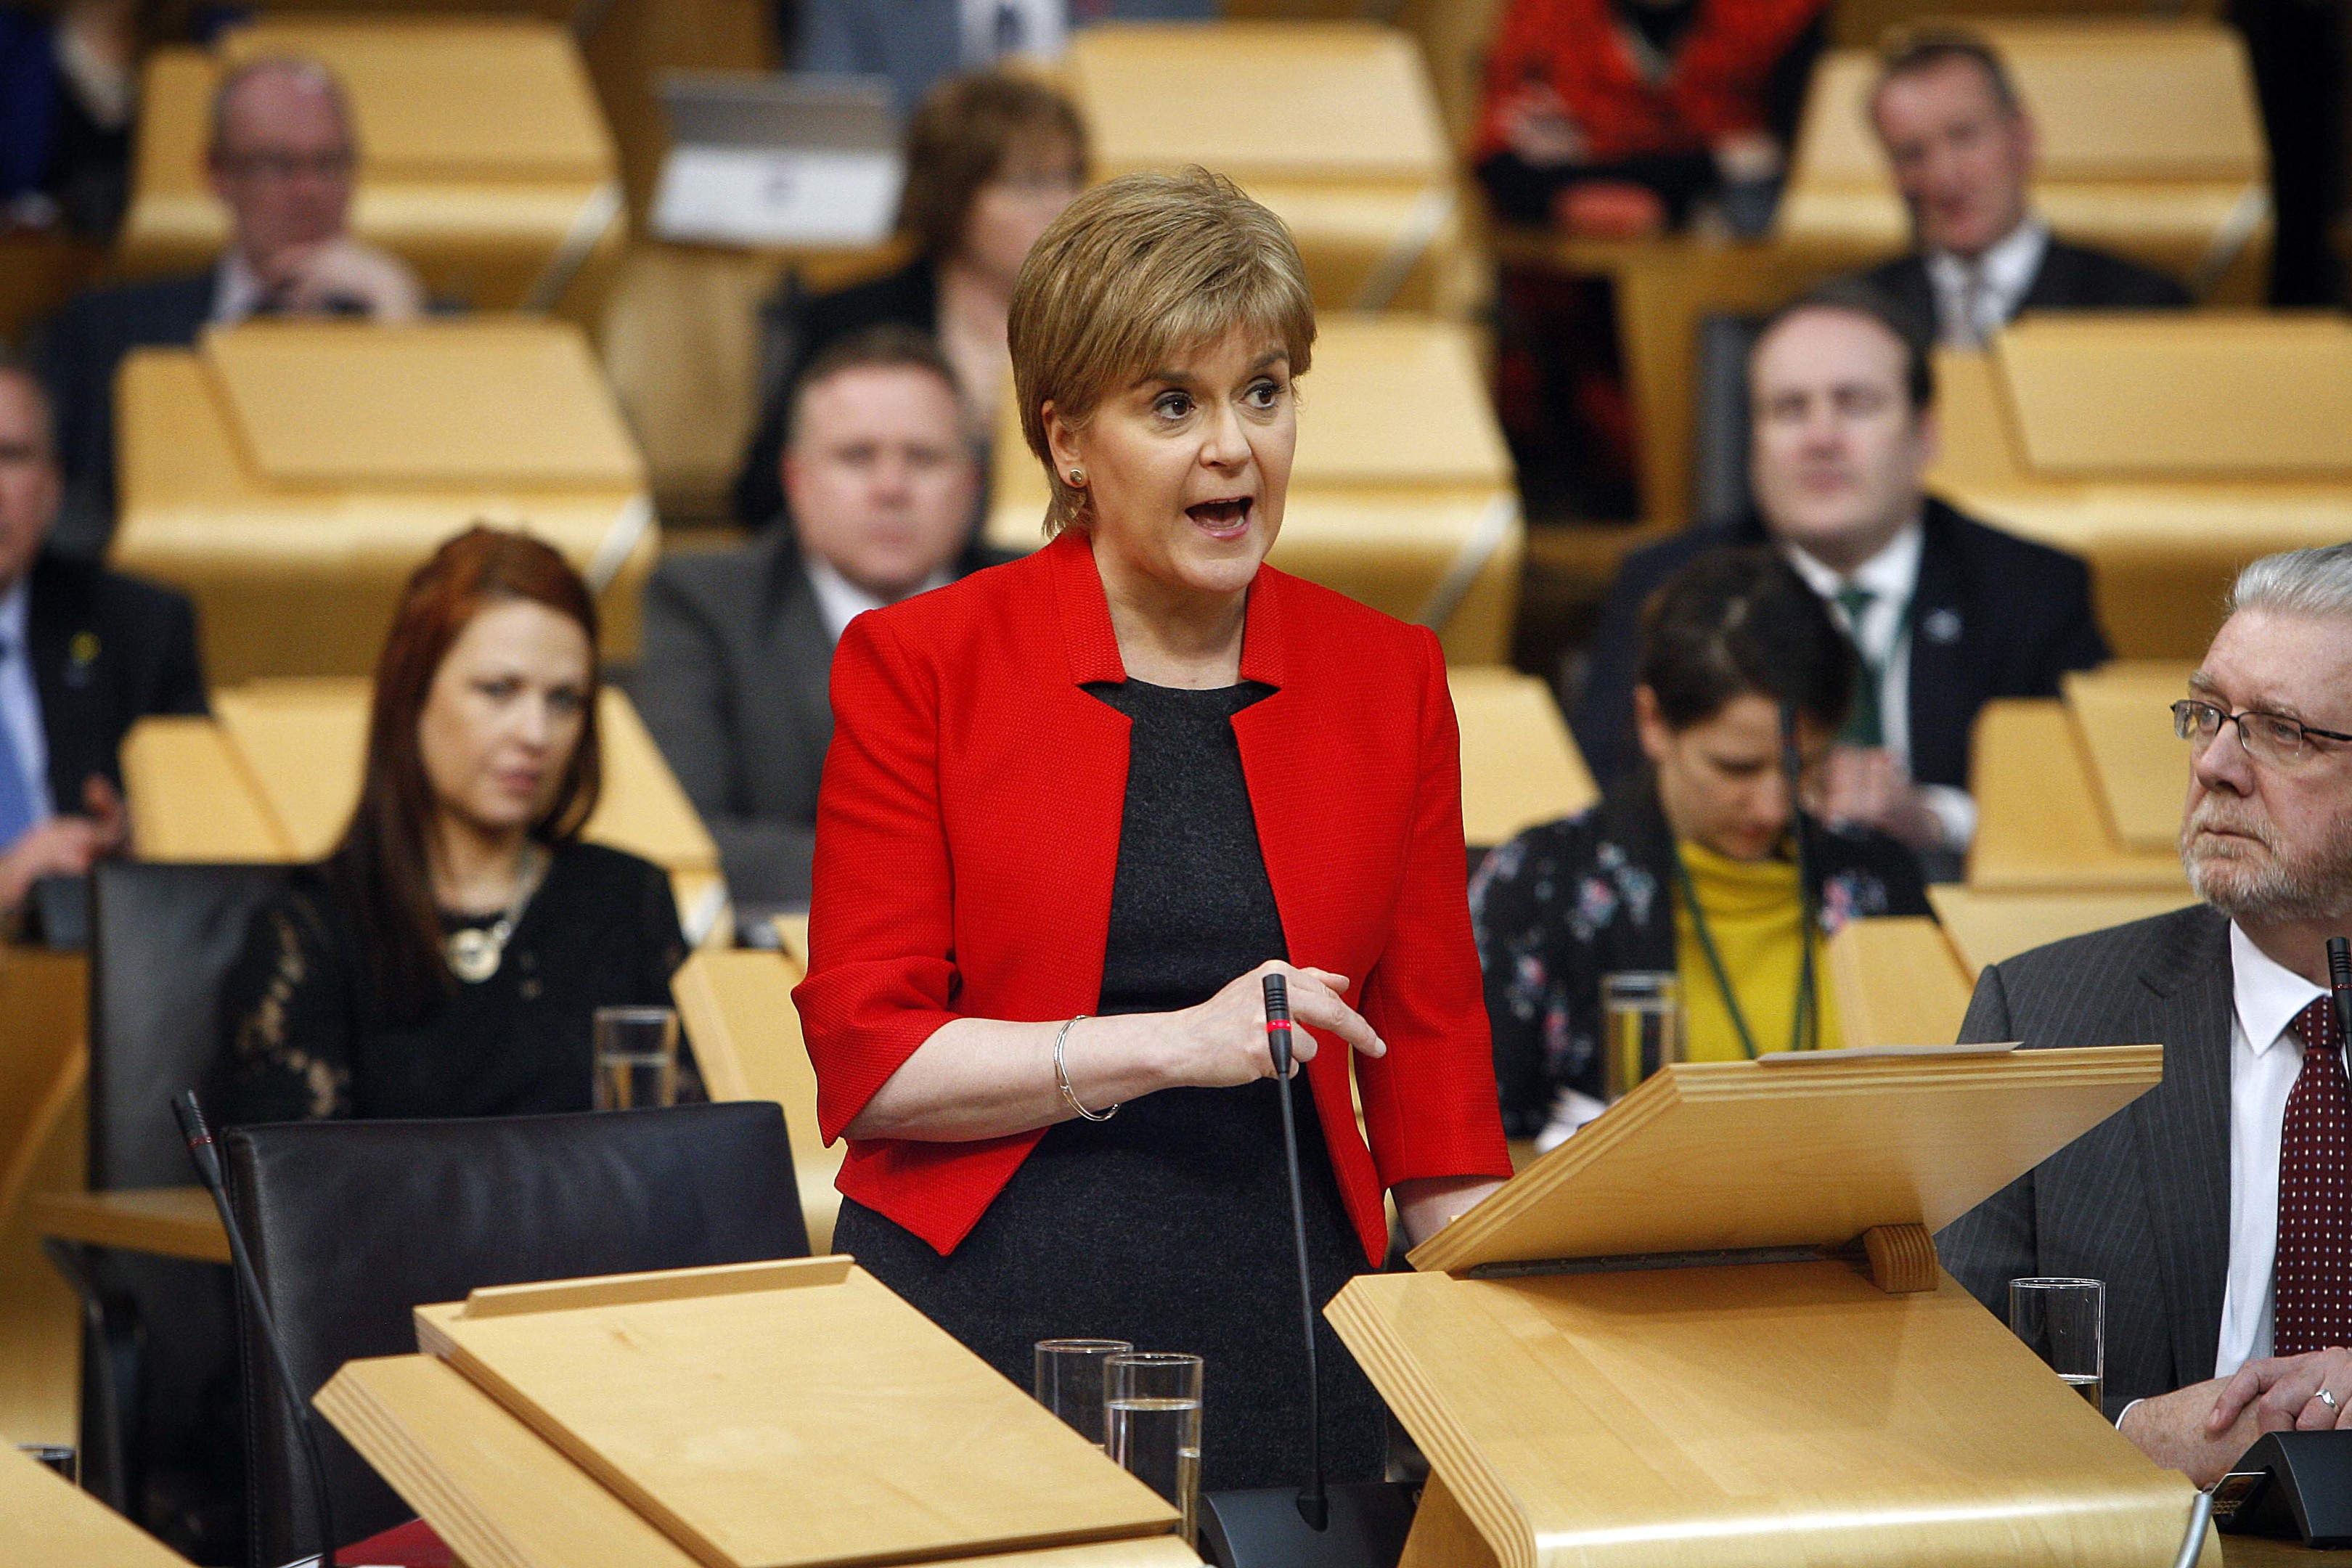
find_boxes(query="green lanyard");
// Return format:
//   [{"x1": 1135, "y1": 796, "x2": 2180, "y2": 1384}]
[{"x1": 1670, "y1": 846, "x2": 1818, "y2": 1060}]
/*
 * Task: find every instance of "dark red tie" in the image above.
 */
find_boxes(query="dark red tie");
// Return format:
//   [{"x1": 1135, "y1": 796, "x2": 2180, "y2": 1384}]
[{"x1": 2277, "y1": 995, "x2": 2352, "y2": 1356}]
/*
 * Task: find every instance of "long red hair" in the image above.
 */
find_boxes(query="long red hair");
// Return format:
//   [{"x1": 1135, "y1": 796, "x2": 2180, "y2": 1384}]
[{"x1": 330, "y1": 526, "x2": 603, "y2": 1022}]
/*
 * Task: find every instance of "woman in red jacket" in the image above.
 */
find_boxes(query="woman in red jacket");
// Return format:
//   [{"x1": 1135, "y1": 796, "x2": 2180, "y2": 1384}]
[{"x1": 793, "y1": 168, "x2": 1513, "y2": 1492}]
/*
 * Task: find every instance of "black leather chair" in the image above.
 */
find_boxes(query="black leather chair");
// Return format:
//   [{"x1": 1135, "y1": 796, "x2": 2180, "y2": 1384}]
[
  {"x1": 224, "y1": 1103, "x2": 809, "y2": 1568},
  {"x1": 1690, "y1": 311, "x2": 1765, "y2": 532},
  {"x1": 47, "y1": 861, "x2": 291, "y2": 1553}
]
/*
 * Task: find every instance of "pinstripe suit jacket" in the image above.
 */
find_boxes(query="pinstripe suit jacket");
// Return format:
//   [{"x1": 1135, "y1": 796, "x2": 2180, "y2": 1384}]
[{"x1": 1937, "y1": 904, "x2": 2233, "y2": 1419}]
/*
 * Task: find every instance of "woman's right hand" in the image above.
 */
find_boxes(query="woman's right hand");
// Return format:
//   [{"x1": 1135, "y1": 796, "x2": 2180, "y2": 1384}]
[{"x1": 1165, "y1": 961, "x2": 1387, "y2": 1090}]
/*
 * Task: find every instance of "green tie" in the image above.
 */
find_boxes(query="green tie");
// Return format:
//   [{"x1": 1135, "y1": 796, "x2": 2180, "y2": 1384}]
[{"x1": 1834, "y1": 584, "x2": 1882, "y2": 748}]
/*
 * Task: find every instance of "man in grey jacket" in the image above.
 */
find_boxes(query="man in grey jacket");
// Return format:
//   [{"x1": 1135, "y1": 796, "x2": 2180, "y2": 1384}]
[
  {"x1": 631, "y1": 326, "x2": 1004, "y2": 916},
  {"x1": 1940, "y1": 543, "x2": 2352, "y2": 1485}
]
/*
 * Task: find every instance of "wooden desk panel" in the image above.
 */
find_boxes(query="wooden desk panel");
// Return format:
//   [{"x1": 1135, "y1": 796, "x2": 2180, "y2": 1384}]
[
  {"x1": 1929, "y1": 886, "x2": 2201, "y2": 979},
  {"x1": 1450, "y1": 667, "x2": 1596, "y2": 847},
  {"x1": 28, "y1": 1187, "x2": 229, "y2": 1265},
  {"x1": 120, "y1": 716, "x2": 293, "y2": 861},
  {"x1": 1997, "y1": 317, "x2": 2352, "y2": 480},
  {"x1": 0, "y1": 949, "x2": 88, "y2": 1447},
  {"x1": 1969, "y1": 701, "x2": 2191, "y2": 893},
  {"x1": 0, "y1": 1442, "x2": 194, "y2": 1565},
  {"x1": 1825, "y1": 916, "x2": 1973, "y2": 1049},
  {"x1": 2065, "y1": 663, "x2": 2198, "y2": 852}
]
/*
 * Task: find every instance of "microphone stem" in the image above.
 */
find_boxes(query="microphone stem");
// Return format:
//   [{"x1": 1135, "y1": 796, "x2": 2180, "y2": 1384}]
[{"x1": 1273, "y1": 1052, "x2": 1329, "y2": 1530}]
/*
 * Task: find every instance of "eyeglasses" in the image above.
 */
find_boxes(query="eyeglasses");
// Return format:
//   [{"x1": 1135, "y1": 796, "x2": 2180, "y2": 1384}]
[
  {"x1": 2172, "y1": 698, "x2": 2352, "y2": 769},
  {"x1": 214, "y1": 149, "x2": 356, "y2": 182}
]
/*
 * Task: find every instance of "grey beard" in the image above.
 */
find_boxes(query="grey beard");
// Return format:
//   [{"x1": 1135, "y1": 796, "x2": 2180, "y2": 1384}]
[{"x1": 2182, "y1": 809, "x2": 2352, "y2": 925}]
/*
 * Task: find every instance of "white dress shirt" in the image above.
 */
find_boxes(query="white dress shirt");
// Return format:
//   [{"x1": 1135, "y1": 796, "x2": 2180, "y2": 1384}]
[
  {"x1": 1924, "y1": 216, "x2": 2050, "y2": 349},
  {"x1": 960, "y1": 0, "x2": 1066, "y2": 65},
  {"x1": 2216, "y1": 922, "x2": 2334, "y2": 1378},
  {"x1": 210, "y1": 251, "x2": 270, "y2": 327},
  {"x1": 804, "y1": 556, "x2": 952, "y2": 645},
  {"x1": 0, "y1": 579, "x2": 54, "y2": 836},
  {"x1": 1781, "y1": 523, "x2": 1977, "y2": 851}
]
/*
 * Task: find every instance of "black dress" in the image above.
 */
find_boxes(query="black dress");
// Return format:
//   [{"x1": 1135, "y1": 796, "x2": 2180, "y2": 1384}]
[
  {"x1": 834, "y1": 679, "x2": 1387, "y2": 1493},
  {"x1": 212, "y1": 841, "x2": 690, "y2": 1125}
]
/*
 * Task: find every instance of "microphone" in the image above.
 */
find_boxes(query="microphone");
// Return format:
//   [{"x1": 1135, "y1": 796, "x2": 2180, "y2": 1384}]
[
  {"x1": 1262, "y1": 973, "x2": 1328, "y2": 1532},
  {"x1": 172, "y1": 1092, "x2": 340, "y2": 1568},
  {"x1": 2330, "y1": 938, "x2": 2351, "y2": 1049},
  {"x1": 1781, "y1": 702, "x2": 1820, "y2": 1052},
  {"x1": 1192, "y1": 978, "x2": 1417, "y2": 1567}
]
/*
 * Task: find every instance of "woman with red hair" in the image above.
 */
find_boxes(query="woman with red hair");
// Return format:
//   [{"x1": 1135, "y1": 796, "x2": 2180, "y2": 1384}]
[{"x1": 213, "y1": 526, "x2": 687, "y2": 1124}]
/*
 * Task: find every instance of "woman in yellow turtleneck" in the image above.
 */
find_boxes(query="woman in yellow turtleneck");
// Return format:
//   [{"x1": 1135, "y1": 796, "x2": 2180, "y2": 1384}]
[{"x1": 1472, "y1": 548, "x2": 1934, "y2": 1139}]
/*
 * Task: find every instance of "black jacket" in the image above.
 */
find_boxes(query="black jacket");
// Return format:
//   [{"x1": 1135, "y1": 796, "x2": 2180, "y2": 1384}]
[
  {"x1": 1857, "y1": 237, "x2": 2192, "y2": 335},
  {"x1": 1471, "y1": 780, "x2": 1932, "y2": 1135},
  {"x1": 25, "y1": 552, "x2": 209, "y2": 808},
  {"x1": 730, "y1": 258, "x2": 940, "y2": 528},
  {"x1": 32, "y1": 270, "x2": 218, "y2": 551},
  {"x1": 1570, "y1": 497, "x2": 2110, "y2": 794},
  {"x1": 1938, "y1": 905, "x2": 2230, "y2": 1419}
]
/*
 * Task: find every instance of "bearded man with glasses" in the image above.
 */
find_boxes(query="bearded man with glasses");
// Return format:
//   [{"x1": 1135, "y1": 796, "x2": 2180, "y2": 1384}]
[{"x1": 1940, "y1": 542, "x2": 2352, "y2": 1486}]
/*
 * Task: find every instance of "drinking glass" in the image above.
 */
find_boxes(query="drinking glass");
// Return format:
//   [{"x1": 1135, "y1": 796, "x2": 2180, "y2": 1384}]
[
  {"x1": 1600, "y1": 972, "x2": 1683, "y2": 1102},
  {"x1": 1108, "y1": 1352, "x2": 1202, "y2": 1546},
  {"x1": 593, "y1": 1007, "x2": 679, "y2": 1111},
  {"x1": 17, "y1": 1445, "x2": 75, "y2": 1483},
  {"x1": 2010, "y1": 1277, "x2": 2104, "y2": 1410},
  {"x1": 1034, "y1": 1339, "x2": 1131, "y2": 1450}
]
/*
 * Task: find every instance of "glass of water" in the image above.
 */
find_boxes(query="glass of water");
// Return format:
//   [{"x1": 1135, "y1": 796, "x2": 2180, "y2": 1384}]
[
  {"x1": 1034, "y1": 1339, "x2": 1131, "y2": 1450},
  {"x1": 2010, "y1": 1277, "x2": 2104, "y2": 1410},
  {"x1": 1600, "y1": 972, "x2": 1682, "y2": 1102},
  {"x1": 593, "y1": 1007, "x2": 679, "y2": 1111},
  {"x1": 1108, "y1": 1352, "x2": 1202, "y2": 1545}
]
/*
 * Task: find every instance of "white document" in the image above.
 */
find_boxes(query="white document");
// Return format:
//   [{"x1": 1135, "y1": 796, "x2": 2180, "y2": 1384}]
[{"x1": 651, "y1": 147, "x2": 904, "y2": 247}]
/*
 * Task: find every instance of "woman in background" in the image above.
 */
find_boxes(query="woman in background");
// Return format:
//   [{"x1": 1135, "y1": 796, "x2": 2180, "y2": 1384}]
[
  {"x1": 213, "y1": 526, "x2": 686, "y2": 1124},
  {"x1": 731, "y1": 70, "x2": 1086, "y2": 527},
  {"x1": 1473, "y1": 548, "x2": 1930, "y2": 1146}
]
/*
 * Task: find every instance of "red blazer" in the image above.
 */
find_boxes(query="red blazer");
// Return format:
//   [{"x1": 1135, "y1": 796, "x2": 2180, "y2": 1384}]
[
  {"x1": 1475, "y1": 0, "x2": 1825, "y2": 165},
  {"x1": 793, "y1": 530, "x2": 1513, "y2": 1265}
]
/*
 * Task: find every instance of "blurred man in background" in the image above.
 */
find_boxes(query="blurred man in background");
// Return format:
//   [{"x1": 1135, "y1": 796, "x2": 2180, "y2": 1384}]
[
  {"x1": 1855, "y1": 30, "x2": 2189, "y2": 348},
  {"x1": 35, "y1": 56, "x2": 424, "y2": 552}
]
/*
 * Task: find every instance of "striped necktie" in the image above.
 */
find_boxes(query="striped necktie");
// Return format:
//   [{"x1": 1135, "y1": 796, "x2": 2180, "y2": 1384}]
[{"x1": 2275, "y1": 995, "x2": 2352, "y2": 1356}]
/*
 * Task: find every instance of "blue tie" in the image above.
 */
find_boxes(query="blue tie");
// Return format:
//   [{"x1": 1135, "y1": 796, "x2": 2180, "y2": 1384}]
[{"x1": 0, "y1": 637, "x2": 38, "y2": 850}]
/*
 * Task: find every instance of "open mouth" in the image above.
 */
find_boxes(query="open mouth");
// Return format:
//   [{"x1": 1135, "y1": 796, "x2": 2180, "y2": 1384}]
[{"x1": 1185, "y1": 497, "x2": 1254, "y2": 536}]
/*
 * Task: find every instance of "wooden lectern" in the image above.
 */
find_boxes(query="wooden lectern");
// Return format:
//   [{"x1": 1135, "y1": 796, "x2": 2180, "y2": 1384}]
[
  {"x1": 1326, "y1": 1045, "x2": 2221, "y2": 1567},
  {"x1": 315, "y1": 1256, "x2": 1201, "y2": 1568},
  {"x1": 113, "y1": 319, "x2": 657, "y2": 684},
  {"x1": 986, "y1": 317, "x2": 1522, "y2": 664}
]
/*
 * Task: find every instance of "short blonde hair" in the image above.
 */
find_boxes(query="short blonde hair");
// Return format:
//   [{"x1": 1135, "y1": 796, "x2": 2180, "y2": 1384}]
[{"x1": 1008, "y1": 168, "x2": 1315, "y2": 535}]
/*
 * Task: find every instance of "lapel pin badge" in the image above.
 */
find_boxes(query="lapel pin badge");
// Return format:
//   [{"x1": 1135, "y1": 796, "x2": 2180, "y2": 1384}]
[{"x1": 1922, "y1": 608, "x2": 1963, "y2": 646}]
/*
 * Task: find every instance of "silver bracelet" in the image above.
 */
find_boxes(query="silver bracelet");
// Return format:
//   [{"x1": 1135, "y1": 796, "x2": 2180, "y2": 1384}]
[{"x1": 1053, "y1": 1014, "x2": 1118, "y2": 1122}]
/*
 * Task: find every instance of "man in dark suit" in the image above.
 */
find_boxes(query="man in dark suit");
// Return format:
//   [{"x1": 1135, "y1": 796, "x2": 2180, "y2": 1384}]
[
  {"x1": 1573, "y1": 283, "x2": 2107, "y2": 868},
  {"x1": 1855, "y1": 30, "x2": 2189, "y2": 348},
  {"x1": 1940, "y1": 544, "x2": 2352, "y2": 1485},
  {"x1": 33, "y1": 55, "x2": 423, "y2": 552},
  {"x1": 0, "y1": 357, "x2": 207, "y2": 912},
  {"x1": 632, "y1": 326, "x2": 1008, "y2": 916}
]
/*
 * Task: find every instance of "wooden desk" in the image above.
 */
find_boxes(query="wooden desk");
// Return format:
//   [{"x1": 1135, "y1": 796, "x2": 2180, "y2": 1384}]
[
  {"x1": 1969, "y1": 699, "x2": 2192, "y2": 894},
  {"x1": 0, "y1": 1440, "x2": 195, "y2": 1565},
  {"x1": 121, "y1": 19, "x2": 624, "y2": 315},
  {"x1": 28, "y1": 1188, "x2": 229, "y2": 1265},
  {"x1": 0, "y1": 949, "x2": 88, "y2": 1447},
  {"x1": 2065, "y1": 662, "x2": 2198, "y2": 852},
  {"x1": 1930, "y1": 885, "x2": 2200, "y2": 979},
  {"x1": 1824, "y1": 915, "x2": 1973, "y2": 1048},
  {"x1": 112, "y1": 319, "x2": 657, "y2": 684},
  {"x1": 1451, "y1": 667, "x2": 1597, "y2": 846},
  {"x1": 1927, "y1": 327, "x2": 2352, "y2": 661},
  {"x1": 1782, "y1": 20, "x2": 2271, "y2": 303},
  {"x1": 986, "y1": 317, "x2": 1522, "y2": 663},
  {"x1": 122, "y1": 682, "x2": 726, "y2": 942},
  {"x1": 1067, "y1": 23, "x2": 1482, "y2": 315}
]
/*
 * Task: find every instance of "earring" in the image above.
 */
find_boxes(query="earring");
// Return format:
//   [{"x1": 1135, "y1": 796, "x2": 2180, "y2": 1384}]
[{"x1": 1068, "y1": 468, "x2": 1085, "y2": 486}]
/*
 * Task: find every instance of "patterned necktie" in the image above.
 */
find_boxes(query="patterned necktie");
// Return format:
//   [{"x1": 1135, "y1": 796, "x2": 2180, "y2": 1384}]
[
  {"x1": 0, "y1": 637, "x2": 36, "y2": 851},
  {"x1": 2275, "y1": 995, "x2": 2352, "y2": 1356},
  {"x1": 1952, "y1": 264, "x2": 1990, "y2": 350},
  {"x1": 1832, "y1": 585, "x2": 1883, "y2": 748}
]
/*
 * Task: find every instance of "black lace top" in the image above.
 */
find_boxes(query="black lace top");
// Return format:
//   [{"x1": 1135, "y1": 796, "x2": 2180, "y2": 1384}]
[{"x1": 211, "y1": 841, "x2": 689, "y2": 1125}]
